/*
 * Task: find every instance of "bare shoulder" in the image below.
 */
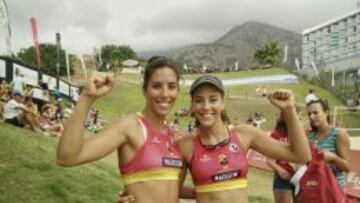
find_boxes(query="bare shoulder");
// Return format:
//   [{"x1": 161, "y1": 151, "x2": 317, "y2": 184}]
[
  {"x1": 177, "y1": 135, "x2": 195, "y2": 148},
  {"x1": 176, "y1": 135, "x2": 195, "y2": 161},
  {"x1": 337, "y1": 128, "x2": 349, "y2": 136},
  {"x1": 235, "y1": 124, "x2": 251, "y2": 132},
  {"x1": 108, "y1": 114, "x2": 141, "y2": 136},
  {"x1": 234, "y1": 124, "x2": 263, "y2": 138},
  {"x1": 110, "y1": 114, "x2": 136, "y2": 126},
  {"x1": 233, "y1": 124, "x2": 267, "y2": 149},
  {"x1": 337, "y1": 128, "x2": 350, "y2": 143}
]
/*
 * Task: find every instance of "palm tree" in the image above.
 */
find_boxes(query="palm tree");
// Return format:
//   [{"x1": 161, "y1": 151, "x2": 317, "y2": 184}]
[
  {"x1": 254, "y1": 41, "x2": 281, "y2": 67},
  {"x1": 254, "y1": 47, "x2": 266, "y2": 65}
]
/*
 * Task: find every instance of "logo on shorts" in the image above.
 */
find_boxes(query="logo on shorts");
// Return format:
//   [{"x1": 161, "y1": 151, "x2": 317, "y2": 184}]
[{"x1": 229, "y1": 143, "x2": 239, "y2": 153}]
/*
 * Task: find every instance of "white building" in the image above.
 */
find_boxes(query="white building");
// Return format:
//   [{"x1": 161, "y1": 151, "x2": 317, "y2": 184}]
[{"x1": 302, "y1": 10, "x2": 360, "y2": 76}]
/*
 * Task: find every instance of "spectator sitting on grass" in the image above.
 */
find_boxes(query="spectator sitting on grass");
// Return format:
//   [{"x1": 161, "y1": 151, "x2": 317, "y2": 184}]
[
  {"x1": 3, "y1": 91, "x2": 39, "y2": 132},
  {"x1": 23, "y1": 96, "x2": 40, "y2": 125},
  {"x1": 24, "y1": 84, "x2": 33, "y2": 98},
  {"x1": 54, "y1": 98, "x2": 64, "y2": 122},
  {"x1": 254, "y1": 112, "x2": 266, "y2": 123},
  {"x1": 85, "y1": 108, "x2": 105, "y2": 133},
  {"x1": 0, "y1": 80, "x2": 11, "y2": 102},
  {"x1": 246, "y1": 113, "x2": 254, "y2": 125},
  {"x1": 39, "y1": 105, "x2": 64, "y2": 137},
  {"x1": 0, "y1": 81, "x2": 6, "y2": 121},
  {"x1": 0, "y1": 80, "x2": 6, "y2": 99}
]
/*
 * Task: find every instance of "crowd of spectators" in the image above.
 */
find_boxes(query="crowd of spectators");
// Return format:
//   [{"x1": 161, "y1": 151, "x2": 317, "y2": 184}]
[
  {"x1": 246, "y1": 112, "x2": 267, "y2": 128},
  {"x1": 0, "y1": 77, "x2": 64, "y2": 136},
  {"x1": 0, "y1": 71, "x2": 105, "y2": 137}
]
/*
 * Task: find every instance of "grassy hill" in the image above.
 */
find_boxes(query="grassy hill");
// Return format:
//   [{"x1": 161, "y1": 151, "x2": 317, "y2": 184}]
[
  {"x1": 0, "y1": 124, "x2": 121, "y2": 203},
  {"x1": 0, "y1": 67, "x2": 358, "y2": 203}
]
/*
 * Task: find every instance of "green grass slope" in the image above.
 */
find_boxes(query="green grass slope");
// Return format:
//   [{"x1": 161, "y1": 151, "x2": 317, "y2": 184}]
[{"x1": 0, "y1": 124, "x2": 121, "y2": 203}]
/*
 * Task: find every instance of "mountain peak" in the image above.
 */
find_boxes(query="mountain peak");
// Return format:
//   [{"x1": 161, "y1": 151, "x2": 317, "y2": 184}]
[
  {"x1": 215, "y1": 21, "x2": 300, "y2": 46},
  {"x1": 170, "y1": 21, "x2": 302, "y2": 69}
]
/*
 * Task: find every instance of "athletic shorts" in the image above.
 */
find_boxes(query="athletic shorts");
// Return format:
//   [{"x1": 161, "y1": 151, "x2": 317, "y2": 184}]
[
  {"x1": 5, "y1": 117, "x2": 24, "y2": 127},
  {"x1": 273, "y1": 174, "x2": 294, "y2": 192}
]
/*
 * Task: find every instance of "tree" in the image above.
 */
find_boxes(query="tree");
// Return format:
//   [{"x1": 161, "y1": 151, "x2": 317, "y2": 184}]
[
  {"x1": 97, "y1": 45, "x2": 137, "y2": 69},
  {"x1": 16, "y1": 43, "x2": 73, "y2": 76},
  {"x1": 254, "y1": 41, "x2": 281, "y2": 66}
]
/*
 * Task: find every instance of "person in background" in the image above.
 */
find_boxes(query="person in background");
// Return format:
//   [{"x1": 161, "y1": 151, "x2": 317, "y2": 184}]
[
  {"x1": 3, "y1": 91, "x2": 39, "y2": 131},
  {"x1": 261, "y1": 86, "x2": 268, "y2": 97},
  {"x1": 54, "y1": 98, "x2": 64, "y2": 122},
  {"x1": 71, "y1": 89, "x2": 80, "y2": 109},
  {"x1": 32, "y1": 81, "x2": 49, "y2": 113},
  {"x1": 54, "y1": 87, "x2": 62, "y2": 101},
  {"x1": 267, "y1": 113, "x2": 296, "y2": 203},
  {"x1": 24, "y1": 84, "x2": 34, "y2": 98},
  {"x1": 304, "y1": 88, "x2": 318, "y2": 104},
  {"x1": 12, "y1": 69, "x2": 25, "y2": 95},
  {"x1": 0, "y1": 79, "x2": 7, "y2": 99},
  {"x1": 306, "y1": 98, "x2": 350, "y2": 189},
  {"x1": 39, "y1": 105, "x2": 64, "y2": 137},
  {"x1": 0, "y1": 80, "x2": 8, "y2": 120}
]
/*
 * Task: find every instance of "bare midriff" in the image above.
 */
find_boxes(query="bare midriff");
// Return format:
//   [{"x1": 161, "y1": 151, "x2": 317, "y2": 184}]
[
  {"x1": 125, "y1": 180, "x2": 180, "y2": 203},
  {"x1": 196, "y1": 188, "x2": 248, "y2": 203}
]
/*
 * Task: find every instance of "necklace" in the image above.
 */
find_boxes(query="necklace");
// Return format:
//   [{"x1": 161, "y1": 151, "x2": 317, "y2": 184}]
[{"x1": 199, "y1": 130, "x2": 230, "y2": 150}]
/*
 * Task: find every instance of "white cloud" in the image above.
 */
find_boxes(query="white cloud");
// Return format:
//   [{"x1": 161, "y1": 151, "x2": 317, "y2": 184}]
[{"x1": 4, "y1": 0, "x2": 358, "y2": 54}]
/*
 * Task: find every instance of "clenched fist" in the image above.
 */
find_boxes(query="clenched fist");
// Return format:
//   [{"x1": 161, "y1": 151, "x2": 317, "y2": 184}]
[
  {"x1": 267, "y1": 89, "x2": 295, "y2": 111},
  {"x1": 84, "y1": 71, "x2": 115, "y2": 99}
]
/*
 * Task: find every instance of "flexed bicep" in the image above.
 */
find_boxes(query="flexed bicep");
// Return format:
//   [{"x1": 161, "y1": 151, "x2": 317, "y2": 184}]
[
  {"x1": 247, "y1": 126, "x2": 299, "y2": 162},
  {"x1": 57, "y1": 117, "x2": 130, "y2": 166}
]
